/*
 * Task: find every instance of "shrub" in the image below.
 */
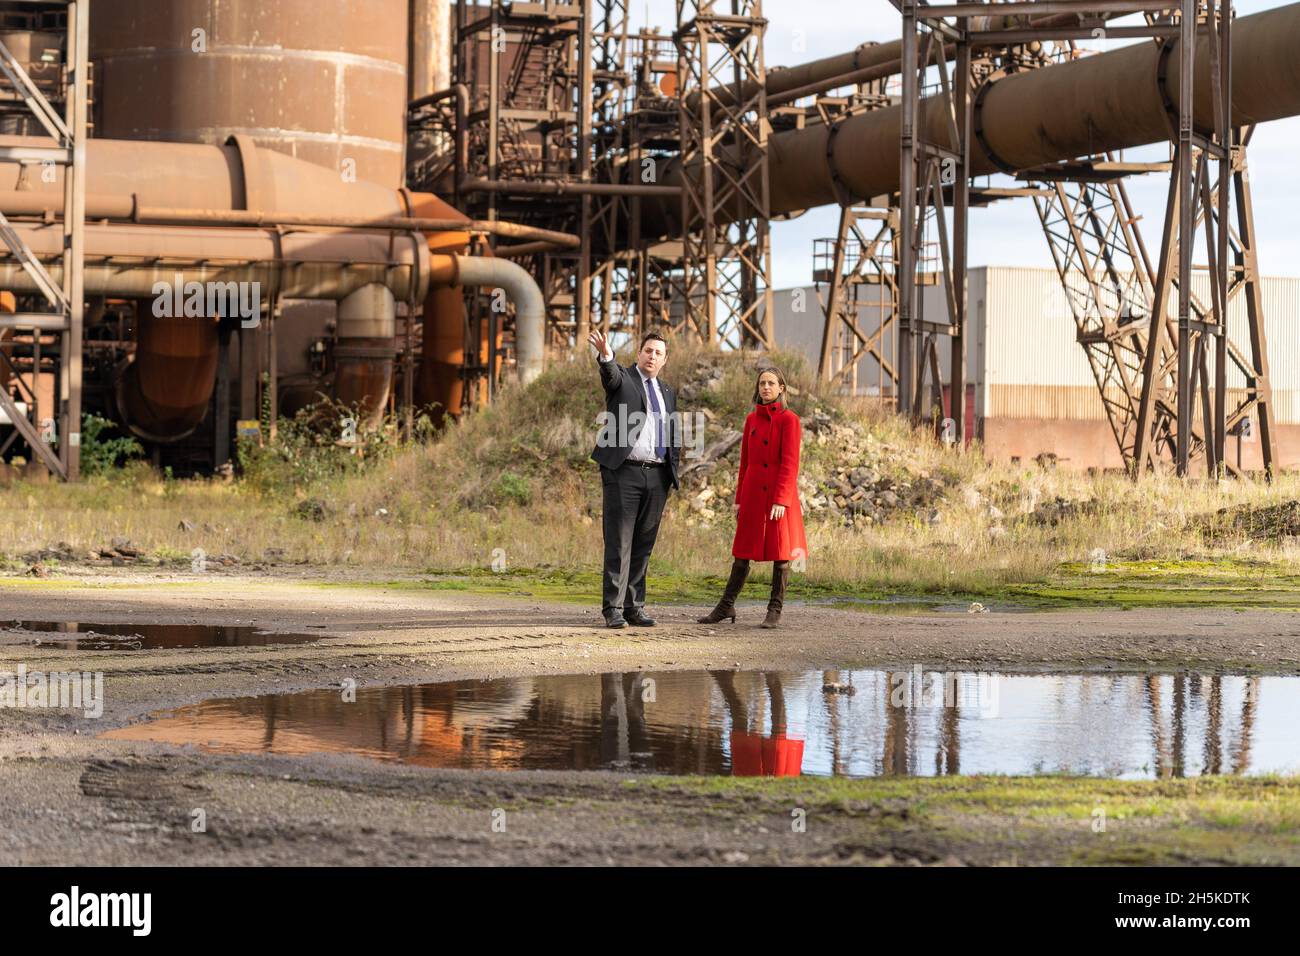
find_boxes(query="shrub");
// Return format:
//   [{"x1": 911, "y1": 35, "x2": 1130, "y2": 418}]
[{"x1": 79, "y1": 413, "x2": 144, "y2": 477}]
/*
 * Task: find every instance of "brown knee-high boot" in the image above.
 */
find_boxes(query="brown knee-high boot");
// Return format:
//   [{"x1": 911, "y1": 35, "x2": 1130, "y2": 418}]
[
  {"x1": 760, "y1": 560, "x2": 790, "y2": 628},
  {"x1": 698, "y1": 559, "x2": 751, "y2": 623}
]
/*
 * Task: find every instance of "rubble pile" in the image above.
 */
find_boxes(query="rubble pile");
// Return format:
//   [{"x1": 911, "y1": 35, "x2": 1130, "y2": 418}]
[
  {"x1": 1203, "y1": 498, "x2": 1300, "y2": 542},
  {"x1": 673, "y1": 371, "x2": 962, "y2": 529},
  {"x1": 802, "y1": 415, "x2": 957, "y2": 526},
  {"x1": 674, "y1": 359, "x2": 728, "y2": 404}
]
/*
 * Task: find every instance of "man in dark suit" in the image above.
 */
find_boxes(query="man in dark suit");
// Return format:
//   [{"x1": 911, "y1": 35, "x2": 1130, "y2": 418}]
[{"x1": 588, "y1": 328, "x2": 680, "y2": 629}]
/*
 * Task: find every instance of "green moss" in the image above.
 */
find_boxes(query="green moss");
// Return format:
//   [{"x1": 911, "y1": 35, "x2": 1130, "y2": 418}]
[
  {"x1": 313, "y1": 553, "x2": 1300, "y2": 614},
  {"x1": 998, "y1": 558, "x2": 1300, "y2": 610},
  {"x1": 621, "y1": 773, "x2": 1300, "y2": 865}
]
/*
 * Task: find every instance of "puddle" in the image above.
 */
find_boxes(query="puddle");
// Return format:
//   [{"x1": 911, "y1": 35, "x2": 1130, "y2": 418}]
[
  {"x1": 3, "y1": 621, "x2": 323, "y2": 651},
  {"x1": 102, "y1": 668, "x2": 1300, "y2": 778}
]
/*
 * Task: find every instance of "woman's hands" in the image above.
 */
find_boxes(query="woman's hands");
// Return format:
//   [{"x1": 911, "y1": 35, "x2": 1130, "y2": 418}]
[{"x1": 734, "y1": 502, "x2": 786, "y2": 520}]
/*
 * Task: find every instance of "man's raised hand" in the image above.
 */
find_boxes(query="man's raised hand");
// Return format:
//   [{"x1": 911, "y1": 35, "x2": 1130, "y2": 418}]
[{"x1": 588, "y1": 329, "x2": 610, "y2": 358}]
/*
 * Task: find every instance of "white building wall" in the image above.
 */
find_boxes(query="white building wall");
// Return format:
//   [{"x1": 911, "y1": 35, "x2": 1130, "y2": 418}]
[{"x1": 771, "y1": 266, "x2": 1300, "y2": 425}]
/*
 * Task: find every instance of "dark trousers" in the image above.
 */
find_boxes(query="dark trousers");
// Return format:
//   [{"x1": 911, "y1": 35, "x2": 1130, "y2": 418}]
[{"x1": 600, "y1": 461, "x2": 669, "y2": 617}]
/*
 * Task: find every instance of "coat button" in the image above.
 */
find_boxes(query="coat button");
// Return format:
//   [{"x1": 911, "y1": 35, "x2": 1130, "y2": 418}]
[{"x1": 763, "y1": 463, "x2": 768, "y2": 467}]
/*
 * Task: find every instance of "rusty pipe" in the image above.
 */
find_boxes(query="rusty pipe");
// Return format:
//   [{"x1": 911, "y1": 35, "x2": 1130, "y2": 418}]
[
  {"x1": 0, "y1": 189, "x2": 580, "y2": 248},
  {"x1": 0, "y1": 221, "x2": 426, "y2": 444},
  {"x1": 408, "y1": 83, "x2": 468, "y2": 187},
  {"x1": 428, "y1": 253, "x2": 546, "y2": 386},
  {"x1": 0, "y1": 135, "x2": 410, "y2": 219},
  {"x1": 0, "y1": 290, "x2": 13, "y2": 393},
  {"x1": 496, "y1": 240, "x2": 571, "y2": 257},
  {"x1": 691, "y1": 2, "x2": 1181, "y2": 110},
  {"x1": 408, "y1": 191, "x2": 475, "y2": 425},
  {"x1": 0, "y1": 221, "x2": 429, "y2": 302},
  {"x1": 650, "y1": 2, "x2": 1300, "y2": 233},
  {"x1": 461, "y1": 178, "x2": 682, "y2": 198},
  {"x1": 334, "y1": 284, "x2": 397, "y2": 429},
  {"x1": 690, "y1": 40, "x2": 919, "y2": 111}
]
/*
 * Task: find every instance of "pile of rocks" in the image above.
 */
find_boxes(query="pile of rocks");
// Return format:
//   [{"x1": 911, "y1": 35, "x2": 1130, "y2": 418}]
[
  {"x1": 674, "y1": 360, "x2": 727, "y2": 404},
  {"x1": 685, "y1": 484, "x2": 726, "y2": 527},
  {"x1": 17, "y1": 535, "x2": 246, "y2": 571},
  {"x1": 1026, "y1": 495, "x2": 1099, "y2": 526},
  {"x1": 1203, "y1": 498, "x2": 1300, "y2": 542},
  {"x1": 22, "y1": 542, "x2": 80, "y2": 564},
  {"x1": 20, "y1": 536, "x2": 148, "y2": 569},
  {"x1": 808, "y1": 466, "x2": 951, "y2": 525},
  {"x1": 675, "y1": 403, "x2": 962, "y2": 528},
  {"x1": 803, "y1": 415, "x2": 955, "y2": 526}
]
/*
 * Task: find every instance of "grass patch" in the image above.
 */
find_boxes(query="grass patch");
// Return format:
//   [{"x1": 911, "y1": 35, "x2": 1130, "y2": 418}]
[
  {"x1": 627, "y1": 773, "x2": 1300, "y2": 864},
  {"x1": 8, "y1": 337, "x2": 1300, "y2": 610}
]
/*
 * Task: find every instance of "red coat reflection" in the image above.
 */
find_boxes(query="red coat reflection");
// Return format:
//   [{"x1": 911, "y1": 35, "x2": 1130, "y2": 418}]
[{"x1": 714, "y1": 672, "x2": 804, "y2": 777}]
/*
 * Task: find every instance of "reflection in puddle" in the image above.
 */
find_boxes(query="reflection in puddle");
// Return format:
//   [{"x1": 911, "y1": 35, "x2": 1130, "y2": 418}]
[
  {"x1": 3, "y1": 621, "x2": 322, "y2": 651},
  {"x1": 101, "y1": 669, "x2": 1300, "y2": 779}
]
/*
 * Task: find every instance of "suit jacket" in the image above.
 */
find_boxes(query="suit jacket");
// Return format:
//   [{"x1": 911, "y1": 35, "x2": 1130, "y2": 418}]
[{"x1": 591, "y1": 354, "x2": 681, "y2": 490}]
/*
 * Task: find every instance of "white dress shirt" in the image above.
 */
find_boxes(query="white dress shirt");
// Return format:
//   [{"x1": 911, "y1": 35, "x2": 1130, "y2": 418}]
[{"x1": 603, "y1": 346, "x2": 665, "y2": 463}]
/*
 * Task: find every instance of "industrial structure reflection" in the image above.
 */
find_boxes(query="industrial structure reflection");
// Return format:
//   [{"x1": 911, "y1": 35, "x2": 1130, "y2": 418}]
[{"x1": 101, "y1": 669, "x2": 1291, "y2": 780}]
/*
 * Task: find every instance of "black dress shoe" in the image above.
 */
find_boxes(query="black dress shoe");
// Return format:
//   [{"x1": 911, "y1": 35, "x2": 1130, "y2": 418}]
[
  {"x1": 604, "y1": 613, "x2": 628, "y2": 629},
  {"x1": 624, "y1": 609, "x2": 656, "y2": 627}
]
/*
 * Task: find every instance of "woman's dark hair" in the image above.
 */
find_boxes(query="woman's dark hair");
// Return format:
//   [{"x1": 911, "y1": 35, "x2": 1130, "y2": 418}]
[{"x1": 752, "y1": 365, "x2": 788, "y2": 405}]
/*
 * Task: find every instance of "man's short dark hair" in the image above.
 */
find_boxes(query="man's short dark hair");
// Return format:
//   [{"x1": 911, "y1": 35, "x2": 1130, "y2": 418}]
[{"x1": 639, "y1": 331, "x2": 667, "y2": 352}]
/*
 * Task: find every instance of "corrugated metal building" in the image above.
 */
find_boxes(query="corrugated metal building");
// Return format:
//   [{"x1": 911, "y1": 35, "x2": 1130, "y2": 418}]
[{"x1": 770, "y1": 266, "x2": 1300, "y2": 471}]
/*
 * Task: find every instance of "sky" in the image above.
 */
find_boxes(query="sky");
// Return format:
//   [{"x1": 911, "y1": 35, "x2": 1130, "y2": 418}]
[{"x1": 634, "y1": 0, "x2": 1300, "y2": 290}]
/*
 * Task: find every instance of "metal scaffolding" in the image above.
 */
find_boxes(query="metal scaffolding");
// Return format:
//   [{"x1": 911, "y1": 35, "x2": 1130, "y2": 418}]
[
  {"x1": 814, "y1": 205, "x2": 903, "y2": 401},
  {"x1": 0, "y1": 0, "x2": 87, "y2": 481},
  {"x1": 671, "y1": 0, "x2": 774, "y2": 350},
  {"x1": 880, "y1": 0, "x2": 1272, "y2": 476},
  {"x1": 411, "y1": 1, "x2": 1275, "y2": 481},
  {"x1": 897, "y1": 0, "x2": 974, "y2": 441}
]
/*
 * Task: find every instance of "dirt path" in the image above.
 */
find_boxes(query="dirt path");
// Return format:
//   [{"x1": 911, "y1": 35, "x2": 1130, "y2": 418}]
[{"x1": 2, "y1": 572, "x2": 1298, "y2": 865}]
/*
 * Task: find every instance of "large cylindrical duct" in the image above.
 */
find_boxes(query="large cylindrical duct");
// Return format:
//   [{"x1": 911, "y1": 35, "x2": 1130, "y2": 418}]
[
  {"x1": 693, "y1": 0, "x2": 1106, "y2": 109},
  {"x1": 116, "y1": 308, "x2": 219, "y2": 443},
  {"x1": 410, "y1": 191, "x2": 474, "y2": 425},
  {"x1": 334, "y1": 284, "x2": 397, "y2": 428},
  {"x1": 90, "y1": 0, "x2": 409, "y2": 188},
  {"x1": 0, "y1": 19, "x2": 65, "y2": 136},
  {"x1": 0, "y1": 135, "x2": 408, "y2": 220},
  {"x1": 409, "y1": 0, "x2": 452, "y2": 102},
  {"x1": 650, "y1": 2, "x2": 1300, "y2": 233}
]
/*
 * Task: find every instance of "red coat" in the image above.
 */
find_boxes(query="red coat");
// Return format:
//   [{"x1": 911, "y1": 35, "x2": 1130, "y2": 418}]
[{"x1": 732, "y1": 400, "x2": 809, "y2": 562}]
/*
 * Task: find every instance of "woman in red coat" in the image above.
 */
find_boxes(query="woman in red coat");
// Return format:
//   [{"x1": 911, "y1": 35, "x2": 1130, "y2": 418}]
[{"x1": 699, "y1": 366, "x2": 808, "y2": 628}]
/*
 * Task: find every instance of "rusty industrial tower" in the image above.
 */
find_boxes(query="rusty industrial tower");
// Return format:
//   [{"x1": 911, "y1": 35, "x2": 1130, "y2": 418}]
[{"x1": 0, "y1": 0, "x2": 1293, "y2": 480}]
